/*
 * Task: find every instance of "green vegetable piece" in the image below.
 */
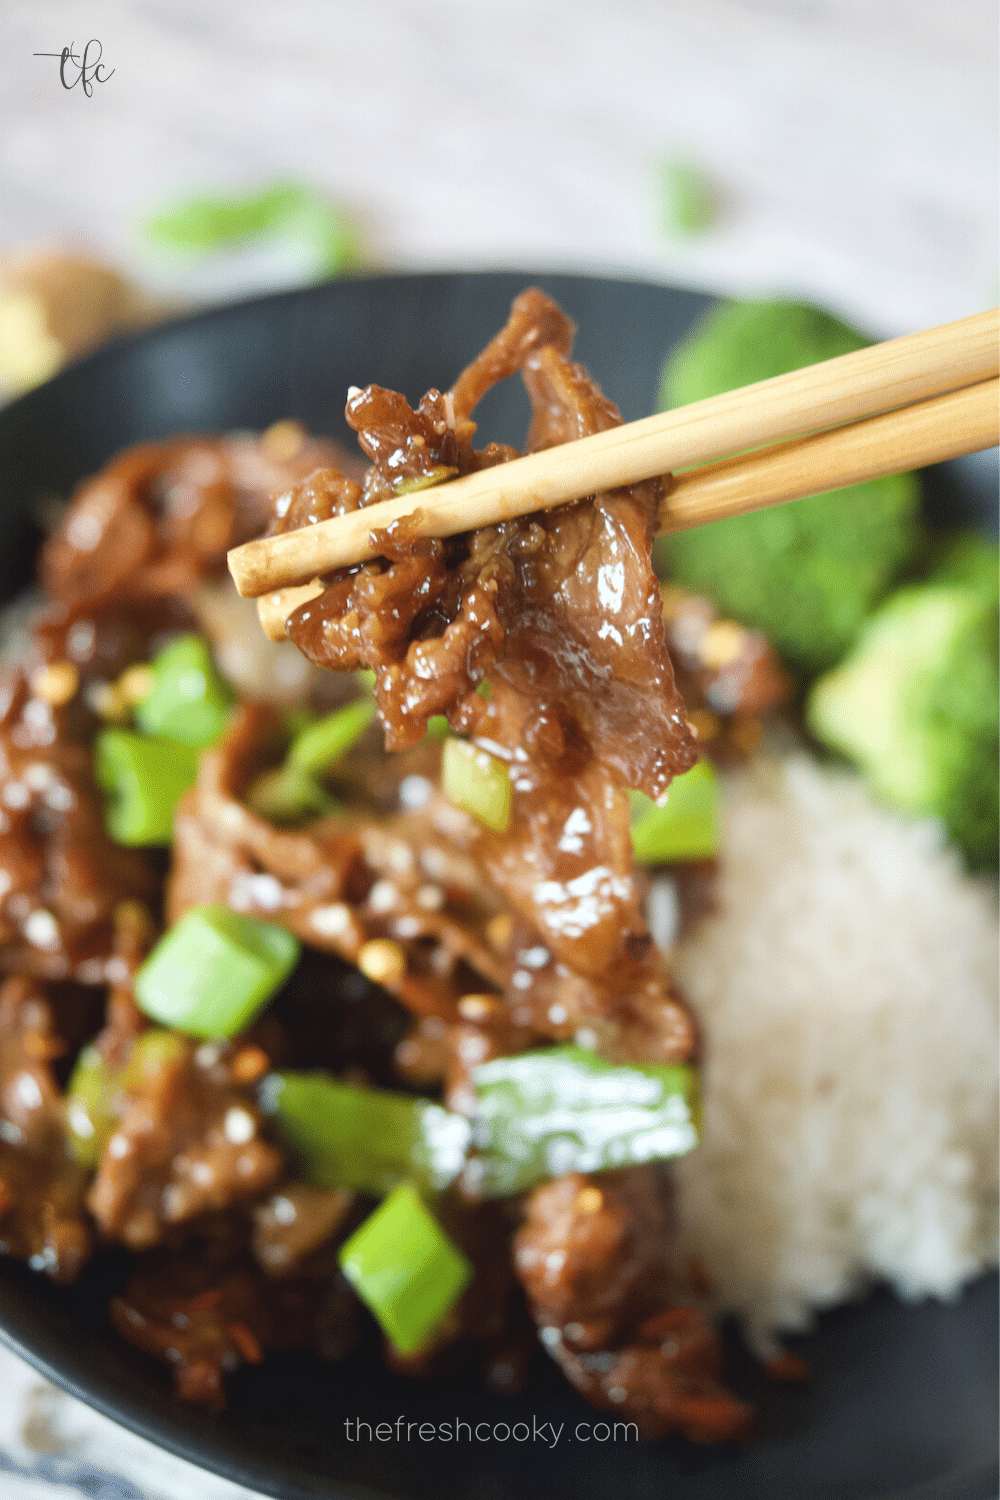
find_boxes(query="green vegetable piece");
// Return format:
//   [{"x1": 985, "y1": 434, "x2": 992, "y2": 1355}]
[
  {"x1": 656, "y1": 301, "x2": 923, "y2": 672},
  {"x1": 426, "y1": 715, "x2": 450, "y2": 740},
  {"x1": 442, "y1": 737, "x2": 511, "y2": 832},
  {"x1": 807, "y1": 576, "x2": 999, "y2": 870},
  {"x1": 135, "y1": 635, "x2": 232, "y2": 748},
  {"x1": 339, "y1": 1184, "x2": 472, "y2": 1355},
  {"x1": 135, "y1": 905, "x2": 300, "y2": 1038},
  {"x1": 145, "y1": 182, "x2": 357, "y2": 277},
  {"x1": 121, "y1": 1027, "x2": 190, "y2": 1084},
  {"x1": 628, "y1": 760, "x2": 719, "y2": 863},
  {"x1": 267, "y1": 1072, "x2": 471, "y2": 1197},
  {"x1": 392, "y1": 466, "x2": 458, "y2": 497},
  {"x1": 287, "y1": 698, "x2": 376, "y2": 776},
  {"x1": 470, "y1": 1046, "x2": 699, "y2": 1198},
  {"x1": 660, "y1": 160, "x2": 715, "y2": 236},
  {"x1": 65, "y1": 1044, "x2": 117, "y2": 1168},
  {"x1": 247, "y1": 766, "x2": 338, "y2": 825},
  {"x1": 94, "y1": 729, "x2": 201, "y2": 846},
  {"x1": 65, "y1": 1028, "x2": 189, "y2": 1167},
  {"x1": 247, "y1": 698, "x2": 375, "y2": 824},
  {"x1": 926, "y1": 532, "x2": 999, "y2": 598}
]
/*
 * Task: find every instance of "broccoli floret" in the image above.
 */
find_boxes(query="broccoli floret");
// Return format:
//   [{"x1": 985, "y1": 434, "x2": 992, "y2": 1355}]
[
  {"x1": 655, "y1": 300, "x2": 925, "y2": 673},
  {"x1": 807, "y1": 546, "x2": 999, "y2": 869}
]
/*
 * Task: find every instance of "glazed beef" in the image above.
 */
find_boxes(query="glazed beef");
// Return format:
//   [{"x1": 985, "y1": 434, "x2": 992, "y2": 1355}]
[
  {"x1": 111, "y1": 1236, "x2": 357, "y2": 1409},
  {"x1": 41, "y1": 430, "x2": 346, "y2": 616},
  {"x1": 514, "y1": 1168, "x2": 751, "y2": 1442},
  {"x1": 0, "y1": 671, "x2": 155, "y2": 983},
  {"x1": 0, "y1": 976, "x2": 91, "y2": 1282},
  {"x1": 284, "y1": 290, "x2": 696, "y2": 801},
  {"x1": 88, "y1": 1036, "x2": 282, "y2": 1250}
]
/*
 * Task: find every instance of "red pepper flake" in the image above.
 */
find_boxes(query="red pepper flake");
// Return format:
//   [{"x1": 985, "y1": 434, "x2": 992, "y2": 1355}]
[
  {"x1": 228, "y1": 1321, "x2": 264, "y2": 1364},
  {"x1": 765, "y1": 1349, "x2": 810, "y2": 1384},
  {"x1": 637, "y1": 1306, "x2": 699, "y2": 1342},
  {"x1": 183, "y1": 1288, "x2": 222, "y2": 1312},
  {"x1": 230, "y1": 1045, "x2": 270, "y2": 1083}
]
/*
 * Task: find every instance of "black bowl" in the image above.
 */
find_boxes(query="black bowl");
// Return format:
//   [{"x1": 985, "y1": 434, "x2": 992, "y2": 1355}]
[{"x1": 0, "y1": 272, "x2": 996, "y2": 1500}]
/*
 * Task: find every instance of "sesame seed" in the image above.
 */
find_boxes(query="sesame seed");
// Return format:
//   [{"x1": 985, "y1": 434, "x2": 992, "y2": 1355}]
[
  {"x1": 457, "y1": 994, "x2": 498, "y2": 1022},
  {"x1": 358, "y1": 939, "x2": 406, "y2": 985},
  {"x1": 223, "y1": 1106, "x2": 256, "y2": 1145},
  {"x1": 31, "y1": 662, "x2": 78, "y2": 706}
]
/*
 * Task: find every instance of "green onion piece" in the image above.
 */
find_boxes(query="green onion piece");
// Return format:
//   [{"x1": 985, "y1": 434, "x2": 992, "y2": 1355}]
[
  {"x1": 392, "y1": 466, "x2": 459, "y2": 497},
  {"x1": 287, "y1": 698, "x2": 376, "y2": 775},
  {"x1": 246, "y1": 766, "x2": 338, "y2": 825},
  {"x1": 94, "y1": 729, "x2": 201, "y2": 845},
  {"x1": 247, "y1": 698, "x2": 374, "y2": 824},
  {"x1": 65, "y1": 1044, "x2": 117, "y2": 1168},
  {"x1": 442, "y1": 737, "x2": 511, "y2": 832},
  {"x1": 426, "y1": 715, "x2": 450, "y2": 740},
  {"x1": 470, "y1": 1046, "x2": 699, "y2": 1198},
  {"x1": 135, "y1": 905, "x2": 299, "y2": 1038},
  {"x1": 266, "y1": 1071, "x2": 471, "y2": 1197},
  {"x1": 355, "y1": 669, "x2": 377, "y2": 690},
  {"x1": 338, "y1": 1184, "x2": 472, "y2": 1355},
  {"x1": 660, "y1": 160, "x2": 715, "y2": 236},
  {"x1": 121, "y1": 1027, "x2": 189, "y2": 1084},
  {"x1": 628, "y1": 760, "x2": 719, "y2": 863},
  {"x1": 65, "y1": 1029, "x2": 189, "y2": 1167},
  {"x1": 145, "y1": 182, "x2": 358, "y2": 277},
  {"x1": 135, "y1": 635, "x2": 232, "y2": 748}
]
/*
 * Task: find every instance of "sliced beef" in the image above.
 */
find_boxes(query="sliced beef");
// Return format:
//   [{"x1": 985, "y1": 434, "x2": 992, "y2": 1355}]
[
  {"x1": 87, "y1": 1035, "x2": 282, "y2": 1250},
  {"x1": 0, "y1": 976, "x2": 91, "y2": 1282},
  {"x1": 513, "y1": 1167, "x2": 751, "y2": 1442},
  {"x1": 41, "y1": 430, "x2": 347, "y2": 616},
  {"x1": 0, "y1": 670, "x2": 156, "y2": 983}
]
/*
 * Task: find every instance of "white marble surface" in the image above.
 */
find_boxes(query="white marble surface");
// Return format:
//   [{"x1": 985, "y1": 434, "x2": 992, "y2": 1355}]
[
  {"x1": 1, "y1": 0, "x2": 997, "y2": 334},
  {"x1": 0, "y1": 3, "x2": 996, "y2": 1498}
]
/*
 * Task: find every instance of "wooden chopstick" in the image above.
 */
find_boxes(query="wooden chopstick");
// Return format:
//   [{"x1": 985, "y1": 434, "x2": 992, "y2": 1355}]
[
  {"x1": 660, "y1": 375, "x2": 1000, "y2": 533},
  {"x1": 229, "y1": 308, "x2": 999, "y2": 601},
  {"x1": 253, "y1": 377, "x2": 999, "y2": 642}
]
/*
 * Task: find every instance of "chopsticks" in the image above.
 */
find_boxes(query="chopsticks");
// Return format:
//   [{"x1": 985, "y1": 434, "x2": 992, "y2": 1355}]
[{"x1": 229, "y1": 308, "x2": 999, "y2": 627}]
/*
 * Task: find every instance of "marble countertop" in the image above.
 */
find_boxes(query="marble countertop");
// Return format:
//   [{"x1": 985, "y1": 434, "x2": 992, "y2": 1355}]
[{"x1": 0, "y1": 2, "x2": 996, "y2": 1497}]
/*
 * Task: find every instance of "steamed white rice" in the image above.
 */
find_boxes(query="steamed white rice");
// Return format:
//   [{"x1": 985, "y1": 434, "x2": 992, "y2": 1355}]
[{"x1": 670, "y1": 753, "x2": 999, "y2": 1352}]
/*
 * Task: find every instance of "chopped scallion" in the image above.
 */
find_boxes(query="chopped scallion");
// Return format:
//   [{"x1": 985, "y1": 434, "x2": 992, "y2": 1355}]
[
  {"x1": 470, "y1": 1046, "x2": 699, "y2": 1198},
  {"x1": 135, "y1": 905, "x2": 299, "y2": 1038},
  {"x1": 94, "y1": 729, "x2": 200, "y2": 845},
  {"x1": 628, "y1": 759, "x2": 719, "y2": 863},
  {"x1": 338, "y1": 1183, "x2": 472, "y2": 1355},
  {"x1": 287, "y1": 698, "x2": 375, "y2": 776},
  {"x1": 247, "y1": 698, "x2": 374, "y2": 824},
  {"x1": 65, "y1": 1045, "x2": 117, "y2": 1168},
  {"x1": 135, "y1": 635, "x2": 232, "y2": 748},
  {"x1": 392, "y1": 466, "x2": 458, "y2": 497},
  {"x1": 267, "y1": 1071, "x2": 470, "y2": 1197},
  {"x1": 442, "y1": 737, "x2": 511, "y2": 832}
]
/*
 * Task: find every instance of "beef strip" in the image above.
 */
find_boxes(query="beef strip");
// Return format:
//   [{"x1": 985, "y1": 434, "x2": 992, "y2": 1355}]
[
  {"x1": 41, "y1": 431, "x2": 346, "y2": 617},
  {"x1": 87, "y1": 1035, "x2": 282, "y2": 1250},
  {"x1": 111, "y1": 1236, "x2": 353, "y2": 1409},
  {"x1": 0, "y1": 670, "x2": 156, "y2": 983},
  {"x1": 0, "y1": 976, "x2": 91, "y2": 1282},
  {"x1": 167, "y1": 703, "x2": 516, "y2": 1027},
  {"x1": 514, "y1": 1167, "x2": 751, "y2": 1442},
  {"x1": 263, "y1": 289, "x2": 699, "y2": 1064},
  {"x1": 660, "y1": 584, "x2": 792, "y2": 762}
]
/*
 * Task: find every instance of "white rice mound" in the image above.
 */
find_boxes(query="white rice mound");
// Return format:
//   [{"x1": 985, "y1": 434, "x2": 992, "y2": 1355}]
[{"x1": 671, "y1": 753, "x2": 999, "y2": 1353}]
